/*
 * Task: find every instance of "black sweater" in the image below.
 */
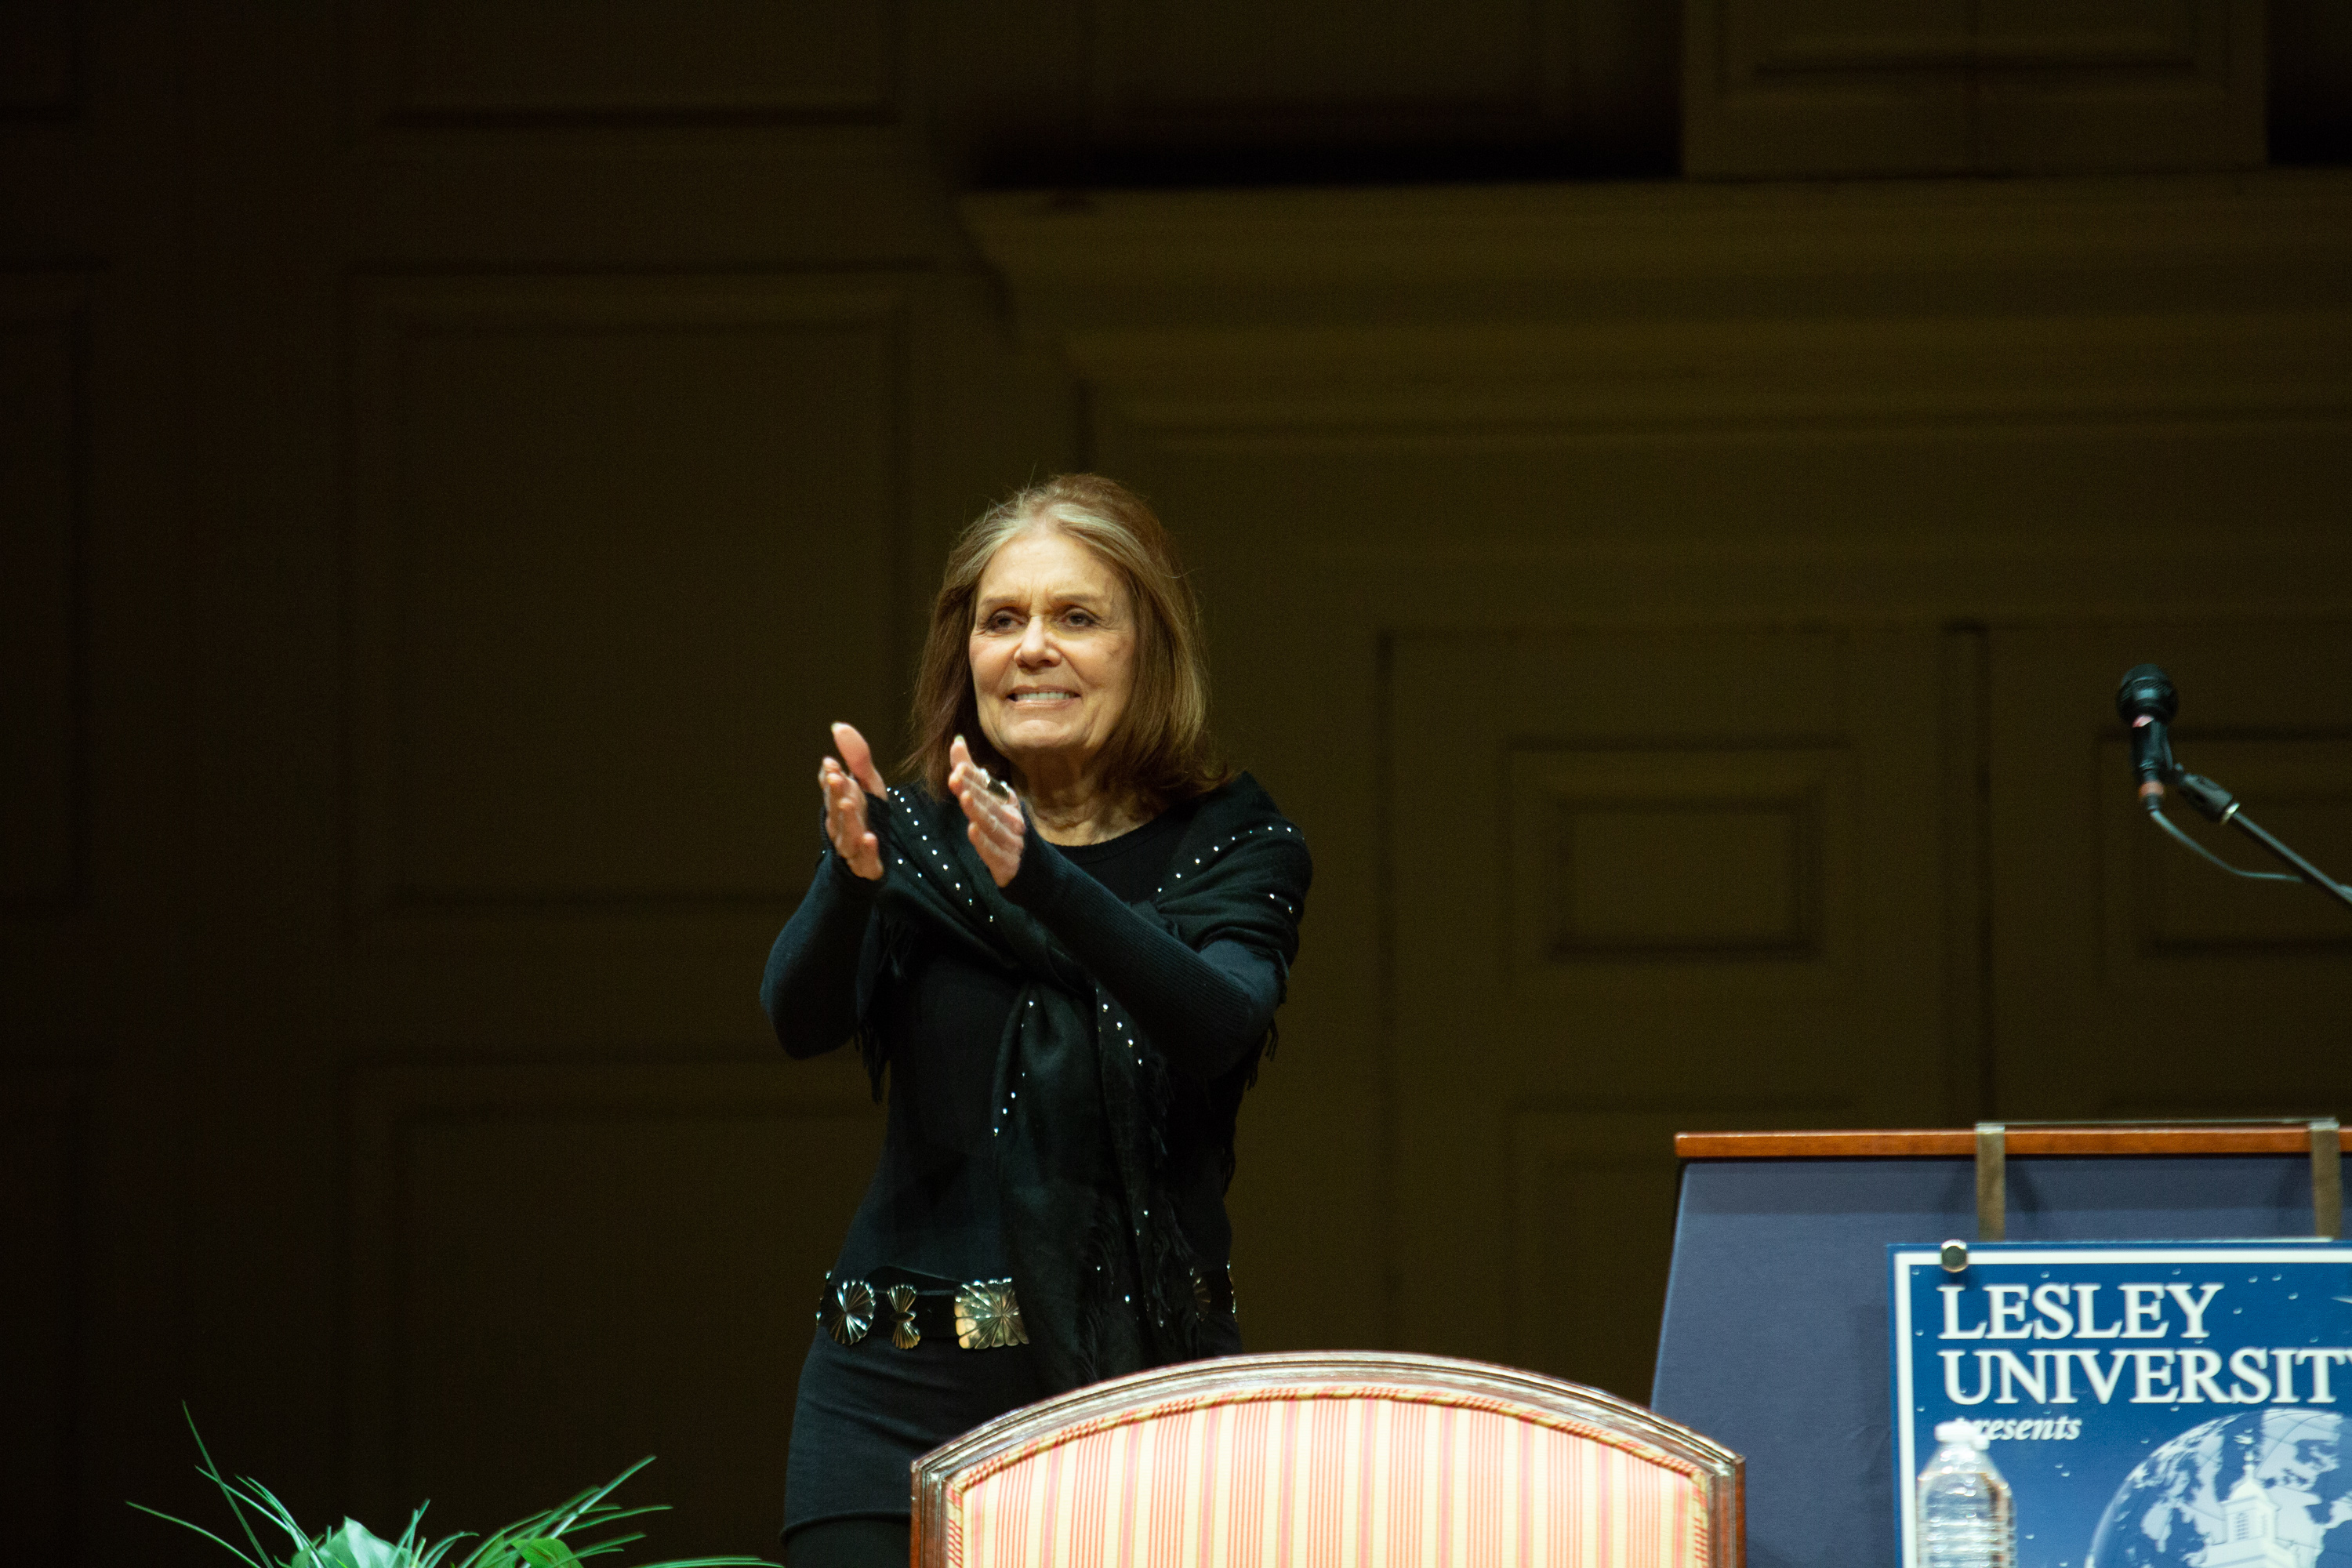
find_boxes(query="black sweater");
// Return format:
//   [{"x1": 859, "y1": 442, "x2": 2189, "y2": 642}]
[
  {"x1": 763, "y1": 796, "x2": 1284, "y2": 1081},
  {"x1": 764, "y1": 792, "x2": 1298, "y2": 1534}
]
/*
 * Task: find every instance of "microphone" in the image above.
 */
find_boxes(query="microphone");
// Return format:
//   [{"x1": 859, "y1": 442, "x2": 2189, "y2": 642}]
[
  {"x1": 2115, "y1": 663, "x2": 2179, "y2": 800},
  {"x1": 2117, "y1": 670, "x2": 2352, "y2": 910}
]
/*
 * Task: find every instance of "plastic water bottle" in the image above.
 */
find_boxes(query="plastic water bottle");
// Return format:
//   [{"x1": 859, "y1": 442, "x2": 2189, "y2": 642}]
[{"x1": 1917, "y1": 1420, "x2": 2015, "y2": 1568}]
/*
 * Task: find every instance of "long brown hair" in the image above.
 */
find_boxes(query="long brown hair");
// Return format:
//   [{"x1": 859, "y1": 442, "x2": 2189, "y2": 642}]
[{"x1": 905, "y1": 474, "x2": 1228, "y2": 803}]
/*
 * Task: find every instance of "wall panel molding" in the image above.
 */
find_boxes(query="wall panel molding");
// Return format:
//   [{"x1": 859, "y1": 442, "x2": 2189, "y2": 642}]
[
  {"x1": 1065, "y1": 311, "x2": 2352, "y2": 443},
  {"x1": 966, "y1": 174, "x2": 2352, "y2": 334},
  {"x1": 1392, "y1": 626, "x2": 1944, "y2": 1378},
  {"x1": 1683, "y1": 0, "x2": 2263, "y2": 178},
  {"x1": 1507, "y1": 746, "x2": 1853, "y2": 985},
  {"x1": 344, "y1": 1062, "x2": 882, "y2": 1542},
  {"x1": 964, "y1": 175, "x2": 2352, "y2": 448},
  {"x1": 0, "y1": 274, "x2": 89, "y2": 918},
  {"x1": 345, "y1": 271, "x2": 907, "y2": 931},
  {"x1": 345, "y1": 0, "x2": 902, "y2": 131}
]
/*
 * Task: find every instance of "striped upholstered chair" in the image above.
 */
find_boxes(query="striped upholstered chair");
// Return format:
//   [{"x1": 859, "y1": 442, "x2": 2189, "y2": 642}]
[{"x1": 912, "y1": 1351, "x2": 1743, "y2": 1568}]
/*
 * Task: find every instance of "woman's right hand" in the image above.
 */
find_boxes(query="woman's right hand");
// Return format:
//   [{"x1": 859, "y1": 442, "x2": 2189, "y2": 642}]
[{"x1": 818, "y1": 721, "x2": 886, "y2": 881}]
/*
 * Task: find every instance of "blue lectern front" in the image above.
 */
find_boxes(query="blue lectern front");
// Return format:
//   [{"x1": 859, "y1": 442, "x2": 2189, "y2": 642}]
[{"x1": 1648, "y1": 1127, "x2": 2341, "y2": 1568}]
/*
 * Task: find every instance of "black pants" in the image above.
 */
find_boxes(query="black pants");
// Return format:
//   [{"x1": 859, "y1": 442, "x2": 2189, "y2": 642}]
[{"x1": 783, "y1": 1516, "x2": 911, "y2": 1568}]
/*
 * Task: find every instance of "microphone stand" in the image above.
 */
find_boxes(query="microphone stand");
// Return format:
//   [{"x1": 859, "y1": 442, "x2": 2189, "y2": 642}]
[{"x1": 2141, "y1": 769, "x2": 2352, "y2": 915}]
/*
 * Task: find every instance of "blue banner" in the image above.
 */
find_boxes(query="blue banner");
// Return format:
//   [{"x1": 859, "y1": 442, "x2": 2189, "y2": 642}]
[{"x1": 1892, "y1": 1243, "x2": 2352, "y2": 1568}]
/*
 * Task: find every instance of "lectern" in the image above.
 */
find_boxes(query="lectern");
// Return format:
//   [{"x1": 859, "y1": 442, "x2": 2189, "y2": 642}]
[{"x1": 1648, "y1": 1124, "x2": 2347, "y2": 1568}]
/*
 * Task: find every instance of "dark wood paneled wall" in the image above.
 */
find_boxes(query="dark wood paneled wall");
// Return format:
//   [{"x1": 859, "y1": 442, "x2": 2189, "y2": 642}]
[{"x1": 2, "y1": 3, "x2": 2350, "y2": 1563}]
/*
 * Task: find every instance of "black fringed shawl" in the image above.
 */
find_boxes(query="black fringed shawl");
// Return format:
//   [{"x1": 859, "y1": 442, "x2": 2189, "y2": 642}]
[{"x1": 851, "y1": 773, "x2": 1309, "y2": 1396}]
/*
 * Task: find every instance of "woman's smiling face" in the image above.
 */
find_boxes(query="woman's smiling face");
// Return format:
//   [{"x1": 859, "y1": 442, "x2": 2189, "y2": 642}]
[{"x1": 968, "y1": 523, "x2": 1138, "y2": 788}]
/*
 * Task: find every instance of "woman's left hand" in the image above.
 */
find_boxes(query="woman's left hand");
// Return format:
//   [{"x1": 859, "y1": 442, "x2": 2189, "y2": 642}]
[{"x1": 947, "y1": 734, "x2": 1025, "y2": 888}]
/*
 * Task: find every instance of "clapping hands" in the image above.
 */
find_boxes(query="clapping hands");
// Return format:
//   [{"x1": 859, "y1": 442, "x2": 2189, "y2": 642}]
[
  {"x1": 819, "y1": 724, "x2": 1026, "y2": 889},
  {"x1": 818, "y1": 722, "x2": 887, "y2": 880},
  {"x1": 948, "y1": 733, "x2": 1026, "y2": 888}
]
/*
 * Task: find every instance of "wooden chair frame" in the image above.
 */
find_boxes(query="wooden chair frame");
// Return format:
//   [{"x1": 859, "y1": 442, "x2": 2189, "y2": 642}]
[{"x1": 913, "y1": 1350, "x2": 1744, "y2": 1568}]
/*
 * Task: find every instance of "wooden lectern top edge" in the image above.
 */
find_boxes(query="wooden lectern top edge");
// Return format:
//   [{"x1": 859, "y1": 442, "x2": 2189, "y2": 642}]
[{"x1": 1675, "y1": 1127, "x2": 2351, "y2": 1160}]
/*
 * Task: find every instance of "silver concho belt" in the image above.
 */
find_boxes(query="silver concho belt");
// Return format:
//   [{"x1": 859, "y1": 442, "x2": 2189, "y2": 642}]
[
  {"x1": 816, "y1": 1263, "x2": 1236, "y2": 1352},
  {"x1": 817, "y1": 1271, "x2": 1027, "y2": 1352}
]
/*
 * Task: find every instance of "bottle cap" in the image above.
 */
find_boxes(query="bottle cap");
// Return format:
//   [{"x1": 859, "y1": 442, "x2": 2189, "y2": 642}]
[{"x1": 1934, "y1": 1420, "x2": 1987, "y2": 1450}]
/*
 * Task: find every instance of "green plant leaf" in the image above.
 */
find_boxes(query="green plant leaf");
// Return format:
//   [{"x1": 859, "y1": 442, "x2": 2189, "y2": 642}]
[
  {"x1": 126, "y1": 1501, "x2": 270, "y2": 1567},
  {"x1": 305, "y1": 1518, "x2": 416, "y2": 1568},
  {"x1": 183, "y1": 1406, "x2": 279, "y2": 1568},
  {"x1": 540, "y1": 1458, "x2": 656, "y2": 1538},
  {"x1": 414, "y1": 1526, "x2": 474, "y2": 1568},
  {"x1": 136, "y1": 1421, "x2": 778, "y2": 1568}
]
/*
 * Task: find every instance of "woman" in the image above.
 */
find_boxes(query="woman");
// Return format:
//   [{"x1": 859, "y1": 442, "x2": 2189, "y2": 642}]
[{"x1": 760, "y1": 474, "x2": 1312, "y2": 1567}]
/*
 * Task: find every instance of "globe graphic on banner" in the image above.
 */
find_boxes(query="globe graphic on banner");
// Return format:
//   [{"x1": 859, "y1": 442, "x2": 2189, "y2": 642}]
[{"x1": 2089, "y1": 1410, "x2": 2352, "y2": 1568}]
